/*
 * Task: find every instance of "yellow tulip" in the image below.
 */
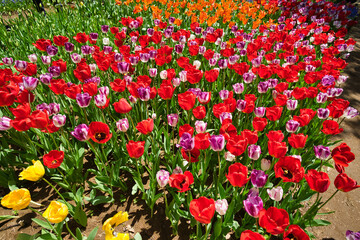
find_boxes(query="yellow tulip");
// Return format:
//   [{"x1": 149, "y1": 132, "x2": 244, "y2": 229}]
[
  {"x1": 42, "y1": 201, "x2": 68, "y2": 223},
  {"x1": 19, "y1": 160, "x2": 45, "y2": 182},
  {"x1": 1, "y1": 188, "x2": 31, "y2": 210},
  {"x1": 102, "y1": 211, "x2": 130, "y2": 240}
]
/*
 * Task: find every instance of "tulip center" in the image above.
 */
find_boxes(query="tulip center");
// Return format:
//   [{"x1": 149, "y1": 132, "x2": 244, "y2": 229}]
[
  {"x1": 287, "y1": 234, "x2": 297, "y2": 240},
  {"x1": 95, "y1": 132, "x2": 107, "y2": 141},
  {"x1": 282, "y1": 168, "x2": 293, "y2": 179}
]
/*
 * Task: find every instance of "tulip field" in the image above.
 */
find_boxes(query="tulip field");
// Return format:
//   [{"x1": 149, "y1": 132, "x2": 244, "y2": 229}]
[{"x1": 0, "y1": 0, "x2": 359, "y2": 239}]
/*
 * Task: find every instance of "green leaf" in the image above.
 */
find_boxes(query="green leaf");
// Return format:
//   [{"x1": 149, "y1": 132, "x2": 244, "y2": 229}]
[
  {"x1": 16, "y1": 233, "x2": 36, "y2": 240},
  {"x1": 86, "y1": 226, "x2": 98, "y2": 240},
  {"x1": 76, "y1": 227, "x2": 83, "y2": 240},
  {"x1": 89, "y1": 196, "x2": 114, "y2": 206},
  {"x1": 35, "y1": 233, "x2": 57, "y2": 240},
  {"x1": 133, "y1": 233, "x2": 142, "y2": 240},
  {"x1": 306, "y1": 219, "x2": 331, "y2": 227},
  {"x1": 213, "y1": 217, "x2": 223, "y2": 238},
  {"x1": 31, "y1": 218, "x2": 53, "y2": 230},
  {"x1": 0, "y1": 215, "x2": 18, "y2": 221},
  {"x1": 74, "y1": 203, "x2": 87, "y2": 227}
]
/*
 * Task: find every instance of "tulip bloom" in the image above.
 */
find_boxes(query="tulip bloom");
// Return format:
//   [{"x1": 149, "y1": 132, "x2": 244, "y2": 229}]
[
  {"x1": 240, "y1": 230, "x2": 265, "y2": 240},
  {"x1": 136, "y1": 118, "x2": 154, "y2": 135},
  {"x1": 226, "y1": 162, "x2": 249, "y2": 187},
  {"x1": 283, "y1": 225, "x2": 310, "y2": 240},
  {"x1": 156, "y1": 170, "x2": 170, "y2": 188},
  {"x1": 43, "y1": 150, "x2": 64, "y2": 169},
  {"x1": 259, "y1": 207, "x2": 289, "y2": 235},
  {"x1": 305, "y1": 169, "x2": 330, "y2": 193},
  {"x1": 1, "y1": 189, "x2": 31, "y2": 210},
  {"x1": 243, "y1": 194, "x2": 263, "y2": 218},
  {"x1": 189, "y1": 197, "x2": 215, "y2": 224},
  {"x1": 42, "y1": 201, "x2": 69, "y2": 223},
  {"x1": 71, "y1": 124, "x2": 90, "y2": 141},
  {"x1": 274, "y1": 156, "x2": 304, "y2": 183},
  {"x1": 267, "y1": 186, "x2": 283, "y2": 201},
  {"x1": 331, "y1": 143, "x2": 355, "y2": 167},
  {"x1": 88, "y1": 122, "x2": 112, "y2": 144},
  {"x1": 19, "y1": 160, "x2": 45, "y2": 181},
  {"x1": 215, "y1": 199, "x2": 228, "y2": 215},
  {"x1": 169, "y1": 171, "x2": 194, "y2": 192},
  {"x1": 102, "y1": 211, "x2": 129, "y2": 240},
  {"x1": 126, "y1": 141, "x2": 145, "y2": 158},
  {"x1": 334, "y1": 173, "x2": 360, "y2": 192}
]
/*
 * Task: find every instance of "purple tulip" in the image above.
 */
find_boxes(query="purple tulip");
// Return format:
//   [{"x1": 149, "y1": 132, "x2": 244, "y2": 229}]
[
  {"x1": 129, "y1": 56, "x2": 139, "y2": 66},
  {"x1": 0, "y1": 117, "x2": 12, "y2": 131},
  {"x1": 233, "y1": 83, "x2": 244, "y2": 94},
  {"x1": 117, "y1": 62, "x2": 129, "y2": 74},
  {"x1": 254, "y1": 107, "x2": 266, "y2": 117},
  {"x1": 229, "y1": 55, "x2": 239, "y2": 65},
  {"x1": 243, "y1": 72, "x2": 255, "y2": 83},
  {"x1": 236, "y1": 99, "x2": 247, "y2": 111},
  {"x1": 316, "y1": 92, "x2": 328, "y2": 103},
  {"x1": 346, "y1": 230, "x2": 360, "y2": 240},
  {"x1": 175, "y1": 44, "x2": 184, "y2": 54},
  {"x1": 149, "y1": 68, "x2": 157, "y2": 77},
  {"x1": 218, "y1": 59, "x2": 228, "y2": 69},
  {"x1": 2, "y1": 57, "x2": 14, "y2": 66},
  {"x1": 15, "y1": 60, "x2": 28, "y2": 71},
  {"x1": 258, "y1": 81, "x2": 269, "y2": 94},
  {"x1": 76, "y1": 93, "x2": 91, "y2": 108},
  {"x1": 116, "y1": 118, "x2": 129, "y2": 132},
  {"x1": 46, "y1": 45, "x2": 58, "y2": 57},
  {"x1": 70, "y1": 53, "x2": 81, "y2": 64},
  {"x1": 98, "y1": 86, "x2": 109, "y2": 96},
  {"x1": 101, "y1": 25, "x2": 109, "y2": 33},
  {"x1": 149, "y1": 50, "x2": 157, "y2": 59},
  {"x1": 64, "y1": 42, "x2": 74, "y2": 52},
  {"x1": 89, "y1": 32, "x2": 98, "y2": 40},
  {"x1": 137, "y1": 87, "x2": 150, "y2": 101},
  {"x1": 40, "y1": 55, "x2": 51, "y2": 65},
  {"x1": 167, "y1": 114, "x2": 179, "y2": 127},
  {"x1": 156, "y1": 170, "x2": 170, "y2": 188},
  {"x1": 219, "y1": 90, "x2": 229, "y2": 100},
  {"x1": 286, "y1": 99, "x2": 298, "y2": 110},
  {"x1": 103, "y1": 46, "x2": 113, "y2": 55},
  {"x1": 317, "y1": 108, "x2": 330, "y2": 119},
  {"x1": 220, "y1": 112, "x2": 232, "y2": 124},
  {"x1": 139, "y1": 53, "x2": 150, "y2": 63},
  {"x1": 53, "y1": 114, "x2": 66, "y2": 127},
  {"x1": 337, "y1": 75, "x2": 348, "y2": 84},
  {"x1": 243, "y1": 194, "x2": 263, "y2": 218},
  {"x1": 114, "y1": 53, "x2": 123, "y2": 62},
  {"x1": 321, "y1": 75, "x2": 335, "y2": 86},
  {"x1": 198, "y1": 46, "x2": 206, "y2": 55},
  {"x1": 23, "y1": 77, "x2": 39, "y2": 91},
  {"x1": 48, "y1": 66, "x2": 61, "y2": 78},
  {"x1": 94, "y1": 94, "x2": 107, "y2": 107},
  {"x1": 251, "y1": 169, "x2": 268, "y2": 188},
  {"x1": 129, "y1": 20, "x2": 139, "y2": 29},
  {"x1": 343, "y1": 107, "x2": 359, "y2": 119},
  {"x1": 314, "y1": 145, "x2": 331, "y2": 160},
  {"x1": 251, "y1": 57, "x2": 262, "y2": 68},
  {"x1": 39, "y1": 73, "x2": 52, "y2": 85},
  {"x1": 248, "y1": 145, "x2": 261, "y2": 160},
  {"x1": 261, "y1": 158, "x2": 271, "y2": 171},
  {"x1": 81, "y1": 45, "x2": 93, "y2": 55},
  {"x1": 48, "y1": 103, "x2": 60, "y2": 115},
  {"x1": 178, "y1": 133, "x2": 195, "y2": 152},
  {"x1": 209, "y1": 135, "x2": 225, "y2": 152},
  {"x1": 286, "y1": 120, "x2": 300, "y2": 133},
  {"x1": 28, "y1": 54, "x2": 37, "y2": 63},
  {"x1": 209, "y1": 58, "x2": 217, "y2": 67},
  {"x1": 267, "y1": 79, "x2": 278, "y2": 88},
  {"x1": 71, "y1": 124, "x2": 90, "y2": 141}
]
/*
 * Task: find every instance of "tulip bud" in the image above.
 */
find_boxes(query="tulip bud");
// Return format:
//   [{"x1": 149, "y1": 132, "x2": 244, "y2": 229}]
[
  {"x1": 317, "y1": 108, "x2": 330, "y2": 119},
  {"x1": 195, "y1": 120, "x2": 207, "y2": 133},
  {"x1": 167, "y1": 114, "x2": 179, "y2": 127},
  {"x1": 2, "y1": 57, "x2": 14, "y2": 66},
  {"x1": 172, "y1": 166, "x2": 183, "y2": 174},
  {"x1": 71, "y1": 124, "x2": 90, "y2": 141},
  {"x1": 76, "y1": 93, "x2": 91, "y2": 108},
  {"x1": 243, "y1": 194, "x2": 263, "y2": 218},
  {"x1": 116, "y1": 118, "x2": 129, "y2": 132},
  {"x1": 209, "y1": 135, "x2": 225, "y2": 152},
  {"x1": 41, "y1": 56, "x2": 52, "y2": 65},
  {"x1": 261, "y1": 158, "x2": 271, "y2": 171},
  {"x1": 23, "y1": 77, "x2": 39, "y2": 91},
  {"x1": 233, "y1": 83, "x2": 244, "y2": 94},
  {"x1": 286, "y1": 120, "x2": 300, "y2": 133},
  {"x1": 267, "y1": 186, "x2": 283, "y2": 201},
  {"x1": 0, "y1": 117, "x2": 12, "y2": 131},
  {"x1": 52, "y1": 114, "x2": 66, "y2": 128},
  {"x1": 156, "y1": 170, "x2": 170, "y2": 188},
  {"x1": 28, "y1": 54, "x2": 37, "y2": 63},
  {"x1": 286, "y1": 99, "x2": 298, "y2": 110},
  {"x1": 215, "y1": 199, "x2": 228, "y2": 215},
  {"x1": 140, "y1": 53, "x2": 150, "y2": 63},
  {"x1": 248, "y1": 145, "x2": 261, "y2": 160},
  {"x1": 254, "y1": 107, "x2": 266, "y2": 117}
]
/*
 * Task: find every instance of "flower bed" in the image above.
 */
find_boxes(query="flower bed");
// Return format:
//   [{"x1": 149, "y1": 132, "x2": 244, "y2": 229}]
[{"x1": 0, "y1": 0, "x2": 359, "y2": 239}]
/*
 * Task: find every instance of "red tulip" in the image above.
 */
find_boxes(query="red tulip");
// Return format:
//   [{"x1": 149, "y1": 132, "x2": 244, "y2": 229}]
[
  {"x1": 43, "y1": 150, "x2": 64, "y2": 169},
  {"x1": 169, "y1": 171, "x2": 194, "y2": 192},
  {"x1": 283, "y1": 225, "x2": 309, "y2": 240},
  {"x1": 305, "y1": 169, "x2": 330, "y2": 193},
  {"x1": 334, "y1": 173, "x2": 360, "y2": 192},
  {"x1": 226, "y1": 162, "x2": 249, "y2": 187},
  {"x1": 189, "y1": 197, "x2": 215, "y2": 224},
  {"x1": 126, "y1": 141, "x2": 145, "y2": 159},
  {"x1": 331, "y1": 143, "x2": 355, "y2": 167},
  {"x1": 288, "y1": 133, "x2": 308, "y2": 149},
  {"x1": 136, "y1": 118, "x2": 154, "y2": 135},
  {"x1": 240, "y1": 230, "x2": 265, "y2": 240},
  {"x1": 113, "y1": 98, "x2": 132, "y2": 114},
  {"x1": 274, "y1": 156, "x2": 304, "y2": 183},
  {"x1": 88, "y1": 122, "x2": 112, "y2": 144},
  {"x1": 259, "y1": 207, "x2": 289, "y2": 235}
]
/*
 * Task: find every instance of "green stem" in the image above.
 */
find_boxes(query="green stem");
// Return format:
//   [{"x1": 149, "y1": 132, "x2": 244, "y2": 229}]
[
  {"x1": 42, "y1": 178, "x2": 67, "y2": 204},
  {"x1": 65, "y1": 221, "x2": 77, "y2": 240},
  {"x1": 28, "y1": 207, "x2": 60, "y2": 240}
]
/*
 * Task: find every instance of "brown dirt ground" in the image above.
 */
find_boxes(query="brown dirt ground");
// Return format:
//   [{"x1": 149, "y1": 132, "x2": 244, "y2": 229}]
[{"x1": 1, "y1": 4, "x2": 360, "y2": 240}]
